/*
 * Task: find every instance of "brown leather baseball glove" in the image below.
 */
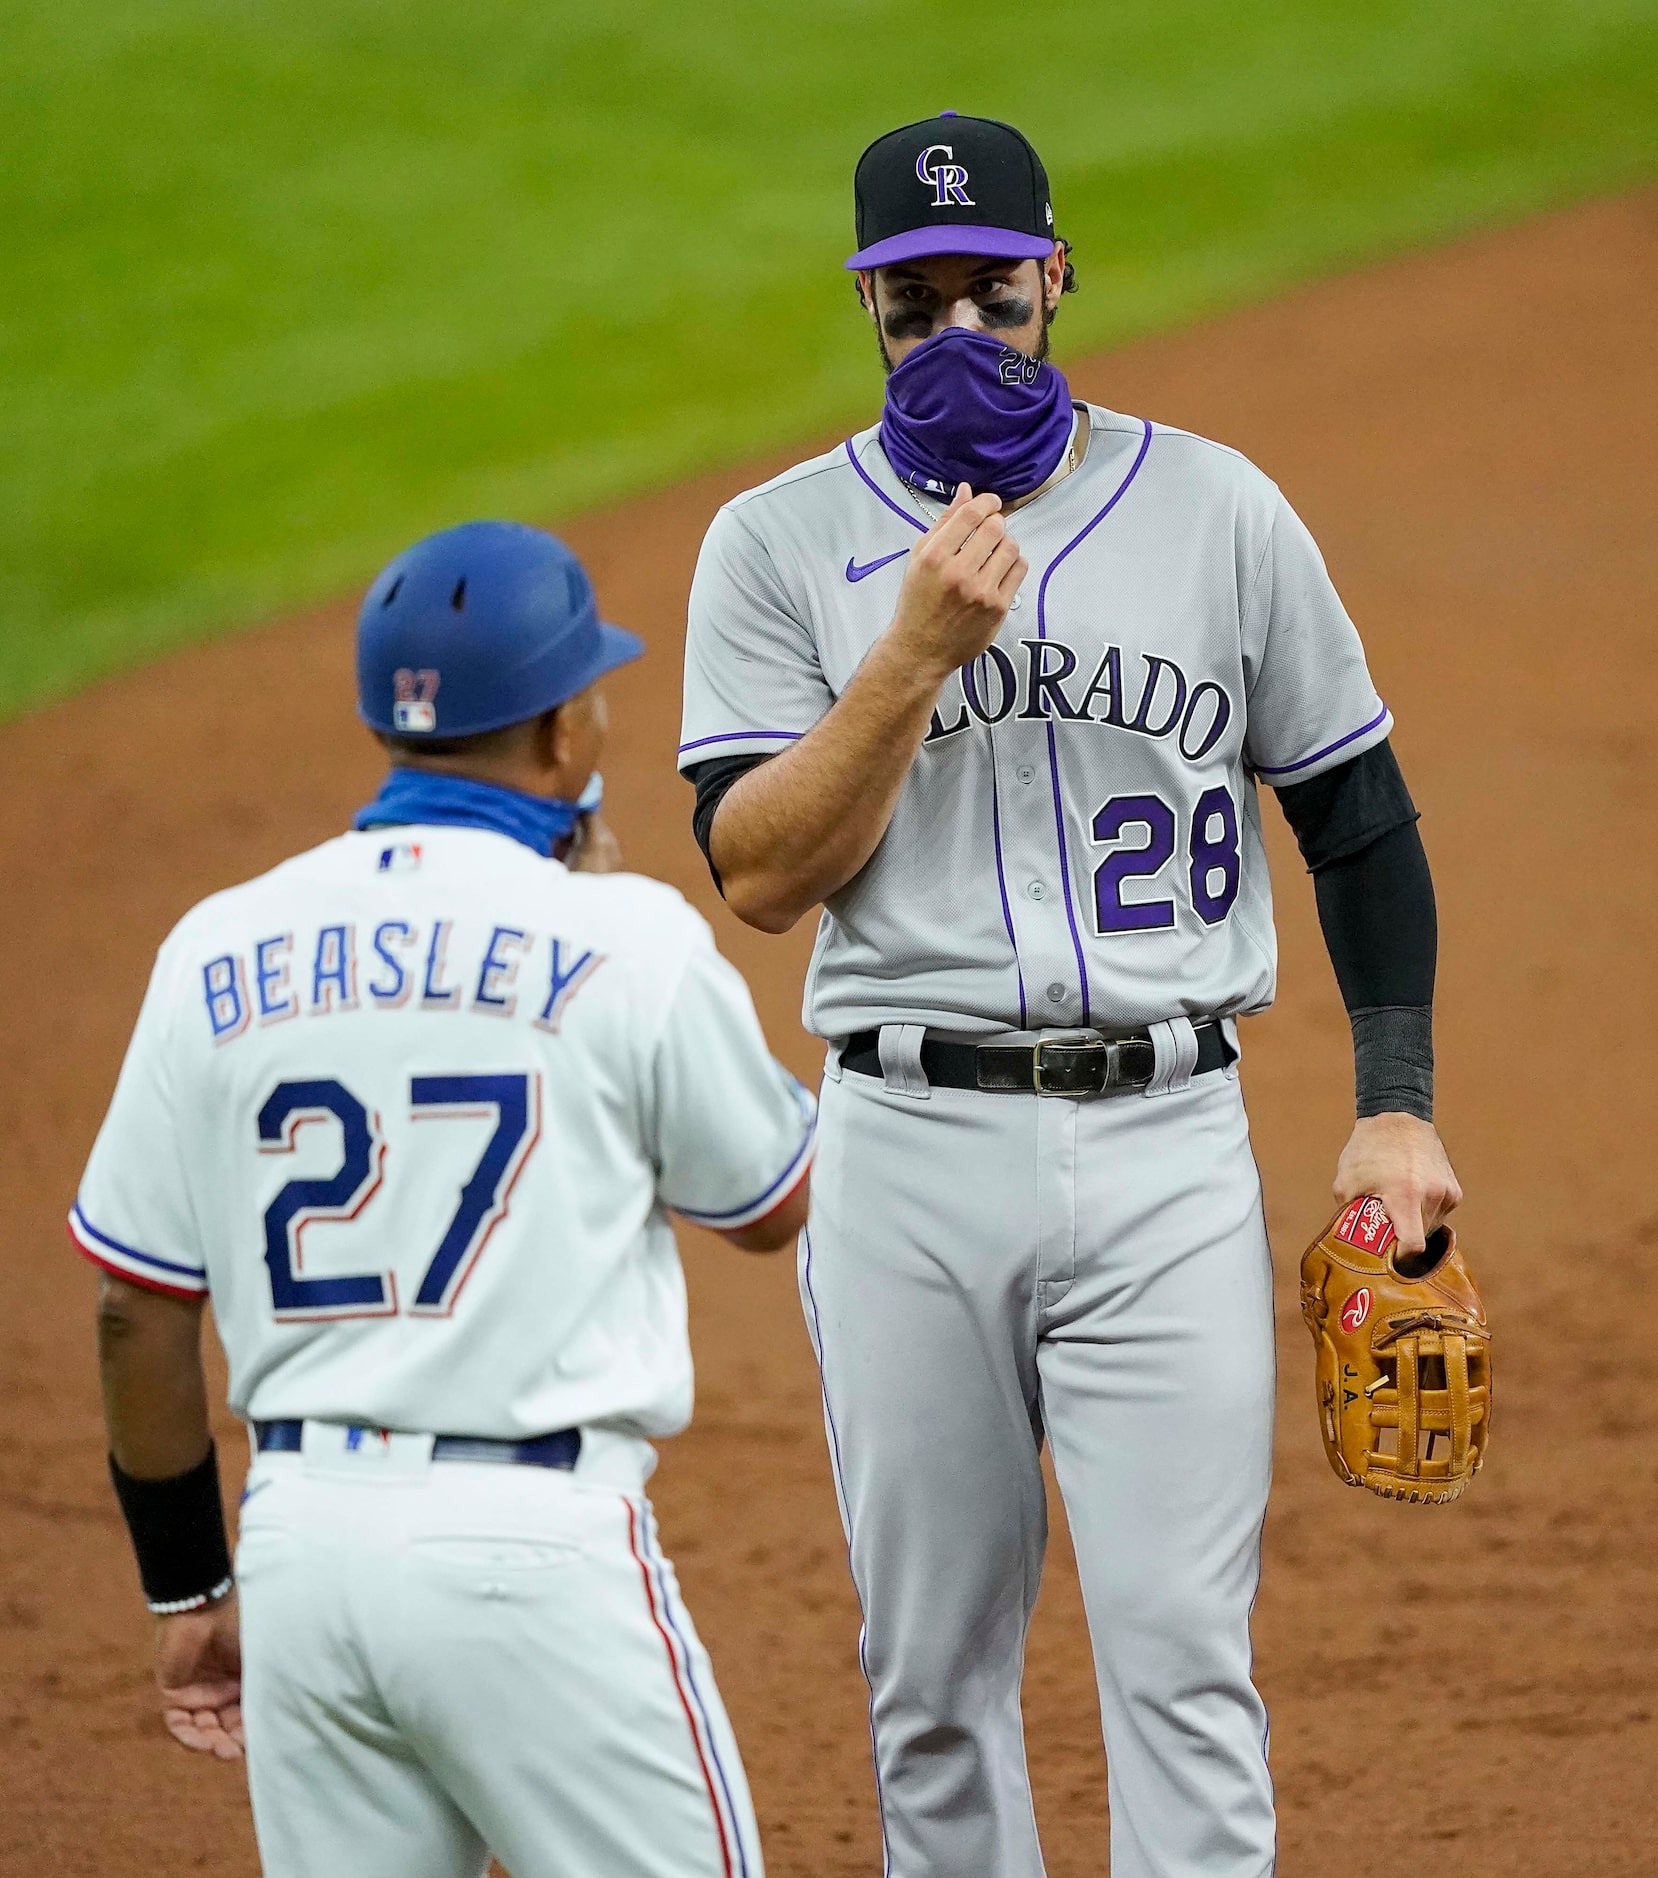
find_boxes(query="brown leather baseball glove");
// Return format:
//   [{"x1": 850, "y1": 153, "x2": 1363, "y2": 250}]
[{"x1": 1299, "y1": 1196, "x2": 1491, "y2": 1504}]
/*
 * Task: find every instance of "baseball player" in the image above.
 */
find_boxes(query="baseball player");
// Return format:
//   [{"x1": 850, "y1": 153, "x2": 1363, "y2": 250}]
[
  {"x1": 680, "y1": 114, "x2": 1461, "y2": 1876},
  {"x1": 75, "y1": 520, "x2": 813, "y2": 1878}
]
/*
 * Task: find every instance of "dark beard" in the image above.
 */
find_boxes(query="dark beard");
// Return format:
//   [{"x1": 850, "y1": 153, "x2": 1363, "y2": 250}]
[{"x1": 875, "y1": 301, "x2": 1054, "y2": 377}]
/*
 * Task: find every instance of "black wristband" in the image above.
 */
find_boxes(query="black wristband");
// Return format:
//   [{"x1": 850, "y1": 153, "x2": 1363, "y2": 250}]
[
  {"x1": 109, "y1": 1444, "x2": 234, "y2": 1614},
  {"x1": 1351, "y1": 1004, "x2": 1434, "y2": 1122}
]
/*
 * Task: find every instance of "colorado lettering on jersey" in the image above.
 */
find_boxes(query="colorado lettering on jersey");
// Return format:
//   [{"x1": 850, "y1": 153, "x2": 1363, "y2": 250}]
[
  {"x1": 923, "y1": 638, "x2": 1232, "y2": 764},
  {"x1": 202, "y1": 922, "x2": 605, "y2": 1044}
]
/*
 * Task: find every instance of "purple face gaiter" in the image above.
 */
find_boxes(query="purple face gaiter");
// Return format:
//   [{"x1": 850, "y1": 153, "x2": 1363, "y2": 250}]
[{"x1": 880, "y1": 325, "x2": 1073, "y2": 502}]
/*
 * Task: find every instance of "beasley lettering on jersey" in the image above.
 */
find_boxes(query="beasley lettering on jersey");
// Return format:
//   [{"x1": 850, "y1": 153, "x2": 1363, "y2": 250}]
[{"x1": 202, "y1": 920, "x2": 605, "y2": 1042}]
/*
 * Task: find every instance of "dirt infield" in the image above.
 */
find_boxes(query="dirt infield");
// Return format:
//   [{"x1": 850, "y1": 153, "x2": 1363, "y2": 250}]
[{"x1": 3, "y1": 189, "x2": 1654, "y2": 1876}]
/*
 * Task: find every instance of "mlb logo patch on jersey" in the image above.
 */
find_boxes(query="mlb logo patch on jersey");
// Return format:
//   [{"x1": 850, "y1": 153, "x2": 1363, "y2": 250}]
[
  {"x1": 300, "y1": 1421, "x2": 437, "y2": 1474},
  {"x1": 377, "y1": 842, "x2": 423, "y2": 873},
  {"x1": 1333, "y1": 1196, "x2": 1397, "y2": 1258}
]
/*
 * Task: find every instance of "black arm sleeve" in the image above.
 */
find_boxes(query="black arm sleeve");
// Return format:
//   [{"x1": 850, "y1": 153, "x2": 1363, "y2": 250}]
[
  {"x1": 686, "y1": 753, "x2": 770, "y2": 896},
  {"x1": 1309, "y1": 819, "x2": 1437, "y2": 1012},
  {"x1": 1275, "y1": 736, "x2": 1419, "y2": 871},
  {"x1": 1274, "y1": 740, "x2": 1437, "y2": 1121}
]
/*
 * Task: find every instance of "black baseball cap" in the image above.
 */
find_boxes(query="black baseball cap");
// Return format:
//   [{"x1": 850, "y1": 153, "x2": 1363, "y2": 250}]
[{"x1": 846, "y1": 111, "x2": 1056, "y2": 271}]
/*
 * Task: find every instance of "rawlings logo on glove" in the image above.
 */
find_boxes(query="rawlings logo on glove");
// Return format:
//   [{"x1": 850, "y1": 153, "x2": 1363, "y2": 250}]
[
  {"x1": 1300, "y1": 1199, "x2": 1491, "y2": 1505},
  {"x1": 1332, "y1": 1195, "x2": 1396, "y2": 1255}
]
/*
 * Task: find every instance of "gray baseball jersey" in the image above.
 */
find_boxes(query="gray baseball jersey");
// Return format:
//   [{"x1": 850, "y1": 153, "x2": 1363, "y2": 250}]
[{"x1": 680, "y1": 407, "x2": 1390, "y2": 1039}]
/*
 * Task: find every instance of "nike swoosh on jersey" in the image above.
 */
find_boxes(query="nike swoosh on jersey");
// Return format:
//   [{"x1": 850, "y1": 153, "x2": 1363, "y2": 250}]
[{"x1": 845, "y1": 549, "x2": 910, "y2": 582}]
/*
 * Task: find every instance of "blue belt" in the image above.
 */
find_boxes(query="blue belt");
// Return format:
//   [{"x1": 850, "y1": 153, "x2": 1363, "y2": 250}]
[{"x1": 254, "y1": 1420, "x2": 581, "y2": 1470}]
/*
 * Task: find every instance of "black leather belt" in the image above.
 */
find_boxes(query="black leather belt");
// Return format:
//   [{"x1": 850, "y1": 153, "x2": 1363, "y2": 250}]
[
  {"x1": 840, "y1": 1021, "x2": 1232, "y2": 1097},
  {"x1": 254, "y1": 1421, "x2": 581, "y2": 1470}
]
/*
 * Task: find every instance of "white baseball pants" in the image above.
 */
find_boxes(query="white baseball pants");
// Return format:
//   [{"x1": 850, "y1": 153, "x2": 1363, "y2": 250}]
[
  {"x1": 801, "y1": 1039, "x2": 1277, "y2": 1878},
  {"x1": 236, "y1": 1431, "x2": 762, "y2": 1878}
]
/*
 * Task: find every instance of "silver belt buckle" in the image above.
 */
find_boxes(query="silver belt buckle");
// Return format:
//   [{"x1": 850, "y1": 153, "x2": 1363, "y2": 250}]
[
  {"x1": 1031, "y1": 1032, "x2": 1157, "y2": 1097},
  {"x1": 1031, "y1": 1033, "x2": 1110, "y2": 1097}
]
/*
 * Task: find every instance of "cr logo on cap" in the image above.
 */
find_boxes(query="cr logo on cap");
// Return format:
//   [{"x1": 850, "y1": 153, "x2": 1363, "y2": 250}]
[{"x1": 916, "y1": 144, "x2": 975, "y2": 208}]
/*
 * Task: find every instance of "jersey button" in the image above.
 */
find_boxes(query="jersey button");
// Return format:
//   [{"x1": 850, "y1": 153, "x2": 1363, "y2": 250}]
[
  {"x1": 1046, "y1": 982, "x2": 1066, "y2": 1003},
  {"x1": 1016, "y1": 764, "x2": 1035, "y2": 785},
  {"x1": 1026, "y1": 880, "x2": 1046, "y2": 901}
]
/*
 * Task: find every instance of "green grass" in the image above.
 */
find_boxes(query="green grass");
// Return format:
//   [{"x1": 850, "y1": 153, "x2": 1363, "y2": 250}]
[{"x1": 2, "y1": 0, "x2": 1654, "y2": 715}]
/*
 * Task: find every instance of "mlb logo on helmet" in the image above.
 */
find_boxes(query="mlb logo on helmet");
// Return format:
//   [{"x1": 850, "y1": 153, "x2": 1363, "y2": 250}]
[{"x1": 392, "y1": 668, "x2": 440, "y2": 734}]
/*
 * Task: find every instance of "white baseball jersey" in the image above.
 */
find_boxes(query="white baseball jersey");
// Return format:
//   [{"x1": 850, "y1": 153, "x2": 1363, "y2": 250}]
[
  {"x1": 680, "y1": 407, "x2": 1391, "y2": 1039},
  {"x1": 70, "y1": 825, "x2": 815, "y2": 1440}
]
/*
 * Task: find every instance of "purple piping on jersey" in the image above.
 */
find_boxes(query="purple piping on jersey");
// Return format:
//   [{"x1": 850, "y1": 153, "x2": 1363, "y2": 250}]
[
  {"x1": 1033, "y1": 417, "x2": 1155, "y2": 1023},
  {"x1": 988, "y1": 759, "x2": 1027, "y2": 1026},
  {"x1": 848, "y1": 430, "x2": 1031, "y2": 1024},
  {"x1": 673, "y1": 1119, "x2": 815, "y2": 1226},
  {"x1": 642, "y1": 1509, "x2": 754, "y2": 1878},
  {"x1": 678, "y1": 729, "x2": 803, "y2": 758},
  {"x1": 70, "y1": 1203, "x2": 206, "y2": 1283},
  {"x1": 1252, "y1": 703, "x2": 1390, "y2": 778},
  {"x1": 1041, "y1": 719, "x2": 1092, "y2": 1020},
  {"x1": 843, "y1": 440, "x2": 928, "y2": 532},
  {"x1": 801, "y1": 1225, "x2": 893, "y2": 1878}
]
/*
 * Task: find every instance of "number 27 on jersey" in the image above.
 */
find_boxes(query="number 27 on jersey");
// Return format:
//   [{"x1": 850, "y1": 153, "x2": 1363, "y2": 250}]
[{"x1": 258, "y1": 1072, "x2": 539, "y2": 1321}]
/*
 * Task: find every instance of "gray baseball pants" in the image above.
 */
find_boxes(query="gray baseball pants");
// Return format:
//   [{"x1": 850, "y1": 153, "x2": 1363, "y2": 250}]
[{"x1": 800, "y1": 1026, "x2": 1277, "y2": 1877}]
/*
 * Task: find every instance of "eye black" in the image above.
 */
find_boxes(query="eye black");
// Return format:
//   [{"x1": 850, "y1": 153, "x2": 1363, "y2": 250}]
[{"x1": 883, "y1": 307, "x2": 934, "y2": 341}]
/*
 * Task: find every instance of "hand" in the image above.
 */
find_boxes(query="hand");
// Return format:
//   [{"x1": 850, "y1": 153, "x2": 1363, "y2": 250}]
[
  {"x1": 1333, "y1": 1112, "x2": 1463, "y2": 1256},
  {"x1": 155, "y1": 1592, "x2": 244, "y2": 1759},
  {"x1": 567, "y1": 811, "x2": 623, "y2": 873},
  {"x1": 887, "y1": 485, "x2": 1029, "y2": 680}
]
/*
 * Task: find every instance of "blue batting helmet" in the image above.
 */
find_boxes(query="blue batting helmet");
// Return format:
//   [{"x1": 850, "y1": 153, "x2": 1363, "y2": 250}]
[{"x1": 356, "y1": 520, "x2": 643, "y2": 739}]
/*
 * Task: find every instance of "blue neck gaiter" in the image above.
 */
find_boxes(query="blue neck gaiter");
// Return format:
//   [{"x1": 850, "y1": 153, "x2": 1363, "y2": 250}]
[
  {"x1": 353, "y1": 769, "x2": 580, "y2": 857},
  {"x1": 880, "y1": 325, "x2": 1073, "y2": 503}
]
